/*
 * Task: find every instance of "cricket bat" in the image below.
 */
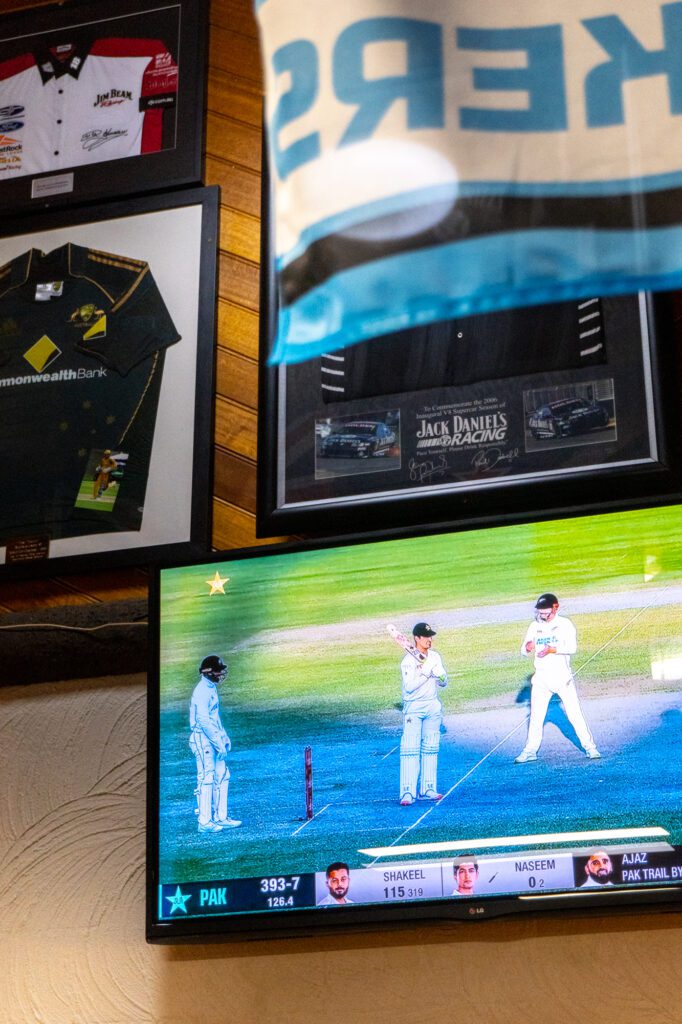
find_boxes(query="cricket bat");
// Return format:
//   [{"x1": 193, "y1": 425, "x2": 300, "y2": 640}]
[{"x1": 386, "y1": 623, "x2": 426, "y2": 663}]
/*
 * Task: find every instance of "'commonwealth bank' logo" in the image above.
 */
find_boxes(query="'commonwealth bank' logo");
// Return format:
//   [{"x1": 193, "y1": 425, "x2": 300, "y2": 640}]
[{"x1": 23, "y1": 335, "x2": 61, "y2": 372}]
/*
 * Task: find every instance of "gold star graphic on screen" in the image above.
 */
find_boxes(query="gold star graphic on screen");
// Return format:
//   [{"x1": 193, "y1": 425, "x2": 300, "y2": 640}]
[{"x1": 206, "y1": 571, "x2": 229, "y2": 595}]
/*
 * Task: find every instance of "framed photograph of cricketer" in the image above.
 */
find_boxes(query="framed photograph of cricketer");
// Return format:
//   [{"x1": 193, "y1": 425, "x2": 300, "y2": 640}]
[
  {"x1": 0, "y1": 0, "x2": 208, "y2": 215},
  {"x1": 257, "y1": 236, "x2": 681, "y2": 538},
  {"x1": 0, "y1": 184, "x2": 219, "y2": 577}
]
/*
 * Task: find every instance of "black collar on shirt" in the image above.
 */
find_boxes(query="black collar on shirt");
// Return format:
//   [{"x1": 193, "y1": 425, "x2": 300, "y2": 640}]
[{"x1": 34, "y1": 42, "x2": 90, "y2": 83}]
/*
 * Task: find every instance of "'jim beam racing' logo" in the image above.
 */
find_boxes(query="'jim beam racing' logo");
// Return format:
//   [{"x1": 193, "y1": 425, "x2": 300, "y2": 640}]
[{"x1": 93, "y1": 88, "x2": 133, "y2": 107}]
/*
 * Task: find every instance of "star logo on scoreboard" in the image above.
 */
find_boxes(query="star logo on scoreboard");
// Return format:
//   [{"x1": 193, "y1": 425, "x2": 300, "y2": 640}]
[
  {"x1": 206, "y1": 571, "x2": 230, "y2": 595},
  {"x1": 166, "y1": 886, "x2": 191, "y2": 915}
]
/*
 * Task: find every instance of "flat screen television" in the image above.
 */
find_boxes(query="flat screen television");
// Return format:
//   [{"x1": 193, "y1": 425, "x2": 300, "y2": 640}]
[{"x1": 146, "y1": 501, "x2": 682, "y2": 941}]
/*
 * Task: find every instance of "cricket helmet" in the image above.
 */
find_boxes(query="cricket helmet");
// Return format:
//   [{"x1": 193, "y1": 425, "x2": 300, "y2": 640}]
[
  {"x1": 535, "y1": 593, "x2": 559, "y2": 622},
  {"x1": 200, "y1": 654, "x2": 228, "y2": 682}
]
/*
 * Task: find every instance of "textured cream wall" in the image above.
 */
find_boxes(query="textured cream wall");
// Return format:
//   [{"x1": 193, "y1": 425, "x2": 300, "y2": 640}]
[{"x1": 1, "y1": 675, "x2": 680, "y2": 1024}]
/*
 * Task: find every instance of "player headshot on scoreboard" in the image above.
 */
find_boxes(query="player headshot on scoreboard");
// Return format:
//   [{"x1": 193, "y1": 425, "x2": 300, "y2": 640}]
[
  {"x1": 318, "y1": 862, "x2": 353, "y2": 905},
  {"x1": 452, "y1": 858, "x2": 479, "y2": 896},
  {"x1": 580, "y1": 850, "x2": 615, "y2": 887}
]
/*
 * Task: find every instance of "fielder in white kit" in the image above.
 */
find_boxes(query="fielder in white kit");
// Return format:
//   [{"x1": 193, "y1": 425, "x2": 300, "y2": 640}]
[
  {"x1": 189, "y1": 655, "x2": 242, "y2": 833},
  {"x1": 515, "y1": 594, "x2": 601, "y2": 763},
  {"x1": 399, "y1": 622, "x2": 448, "y2": 805}
]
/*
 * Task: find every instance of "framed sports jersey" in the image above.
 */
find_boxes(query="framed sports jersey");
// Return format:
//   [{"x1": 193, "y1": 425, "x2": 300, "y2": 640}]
[
  {"x1": 257, "y1": 166, "x2": 680, "y2": 536},
  {"x1": 0, "y1": 0, "x2": 208, "y2": 214},
  {"x1": 0, "y1": 185, "x2": 218, "y2": 576}
]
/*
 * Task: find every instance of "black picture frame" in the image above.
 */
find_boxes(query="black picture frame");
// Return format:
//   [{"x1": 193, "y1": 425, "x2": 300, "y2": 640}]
[
  {"x1": 0, "y1": 0, "x2": 208, "y2": 214},
  {"x1": 257, "y1": 159, "x2": 682, "y2": 538},
  {"x1": 0, "y1": 184, "x2": 219, "y2": 578}
]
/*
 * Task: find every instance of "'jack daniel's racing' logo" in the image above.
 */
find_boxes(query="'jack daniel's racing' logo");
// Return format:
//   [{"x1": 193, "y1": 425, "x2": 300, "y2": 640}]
[
  {"x1": 93, "y1": 88, "x2": 133, "y2": 107},
  {"x1": 416, "y1": 413, "x2": 509, "y2": 448}
]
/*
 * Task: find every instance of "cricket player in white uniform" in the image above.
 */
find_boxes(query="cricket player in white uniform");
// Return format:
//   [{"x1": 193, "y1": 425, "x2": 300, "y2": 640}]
[
  {"x1": 189, "y1": 655, "x2": 241, "y2": 833},
  {"x1": 515, "y1": 594, "x2": 600, "y2": 763},
  {"x1": 399, "y1": 622, "x2": 448, "y2": 805}
]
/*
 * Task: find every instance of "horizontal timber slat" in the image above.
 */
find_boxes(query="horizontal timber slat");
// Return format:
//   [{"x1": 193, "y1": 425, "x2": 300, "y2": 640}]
[
  {"x1": 212, "y1": 499, "x2": 291, "y2": 551},
  {"x1": 218, "y1": 253, "x2": 260, "y2": 311},
  {"x1": 207, "y1": 113, "x2": 262, "y2": 173},
  {"x1": 216, "y1": 347, "x2": 258, "y2": 408},
  {"x1": 215, "y1": 396, "x2": 258, "y2": 461},
  {"x1": 210, "y1": 0, "x2": 260, "y2": 38},
  {"x1": 213, "y1": 449, "x2": 257, "y2": 513},
  {"x1": 210, "y1": 25, "x2": 263, "y2": 87},
  {"x1": 219, "y1": 207, "x2": 261, "y2": 264},
  {"x1": 206, "y1": 158, "x2": 261, "y2": 218},
  {"x1": 207, "y1": 73, "x2": 263, "y2": 127},
  {"x1": 217, "y1": 301, "x2": 260, "y2": 361}
]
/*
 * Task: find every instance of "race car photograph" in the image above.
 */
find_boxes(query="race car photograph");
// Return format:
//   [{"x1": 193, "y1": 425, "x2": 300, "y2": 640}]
[
  {"x1": 527, "y1": 397, "x2": 611, "y2": 440},
  {"x1": 319, "y1": 420, "x2": 396, "y2": 458}
]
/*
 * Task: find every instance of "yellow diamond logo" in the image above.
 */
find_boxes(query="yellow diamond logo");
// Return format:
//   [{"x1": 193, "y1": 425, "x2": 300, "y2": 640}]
[
  {"x1": 82, "y1": 314, "x2": 107, "y2": 341},
  {"x1": 24, "y1": 335, "x2": 61, "y2": 372}
]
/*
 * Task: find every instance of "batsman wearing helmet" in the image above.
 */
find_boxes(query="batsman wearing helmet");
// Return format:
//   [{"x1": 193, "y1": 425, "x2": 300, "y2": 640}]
[
  {"x1": 399, "y1": 622, "x2": 448, "y2": 805},
  {"x1": 189, "y1": 655, "x2": 241, "y2": 833},
  {"x1": 515, "y1": 594, "x2": 601, "y2": 764}
]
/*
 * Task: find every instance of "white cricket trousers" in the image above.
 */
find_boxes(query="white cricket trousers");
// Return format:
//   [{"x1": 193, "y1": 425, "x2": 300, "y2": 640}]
[{"x1": 526, "y1": 676, "x2": 595, "y2": 753}]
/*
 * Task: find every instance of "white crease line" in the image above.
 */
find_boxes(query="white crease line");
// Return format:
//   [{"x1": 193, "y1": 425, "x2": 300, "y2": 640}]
[
  {"x1": 291, "y1": 803, "x2": 330, "y2": 836},
  {"x1": 381, "y1": 745, "x2": 399, "y2": 761},
  {"x1": 365, "y1": 720, "x2": 526, "y2": 863}
]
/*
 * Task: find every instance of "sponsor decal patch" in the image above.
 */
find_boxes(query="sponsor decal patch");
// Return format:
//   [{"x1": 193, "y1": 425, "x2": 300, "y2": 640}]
[
  {"x1": 93, "y1": 88, "x2": 133, "y2": 107},
  {"x1": 23, "y1": 335, "x2": 61, "y2": 372},
  {"x1": 82, "y1": 314, "x2": 107, "y2": 340}
]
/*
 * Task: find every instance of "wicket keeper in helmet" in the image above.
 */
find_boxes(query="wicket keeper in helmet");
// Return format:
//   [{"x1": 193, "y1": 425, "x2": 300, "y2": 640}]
[{"x1": 189, "y1": 655, "x2": 241, "y2": 832}]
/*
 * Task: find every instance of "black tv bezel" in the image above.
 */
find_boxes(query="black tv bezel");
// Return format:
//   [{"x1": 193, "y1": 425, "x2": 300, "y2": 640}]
[{"x1": 146, "y1": 498, "x2": 682, "y2": 943}]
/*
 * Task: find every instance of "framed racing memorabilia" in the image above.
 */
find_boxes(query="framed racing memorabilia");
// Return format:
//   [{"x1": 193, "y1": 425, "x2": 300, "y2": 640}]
[
  {"x1": 0, "y1": 0, "x2": 208, "y2": 214},
  {"x1": 257, "y1": 171, "x2": 681, "y2": 537},
  {"x1": 0, "y1": 184, "x2": 218, "y2": 577},
  {"x1": 258, "y1": 286, "x2": 679, "y2": 537}
]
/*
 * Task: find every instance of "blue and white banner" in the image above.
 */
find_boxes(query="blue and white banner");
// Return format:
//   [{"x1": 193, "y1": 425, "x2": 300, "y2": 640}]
[{"x1": 256, "y1": 1, "x2": 682, "y2": 363}]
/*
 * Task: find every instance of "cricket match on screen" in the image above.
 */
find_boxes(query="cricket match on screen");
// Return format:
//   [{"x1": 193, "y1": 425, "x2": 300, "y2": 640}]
[{"x1": 154, "y1": 503, "x2": 682, "y2": 921}]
